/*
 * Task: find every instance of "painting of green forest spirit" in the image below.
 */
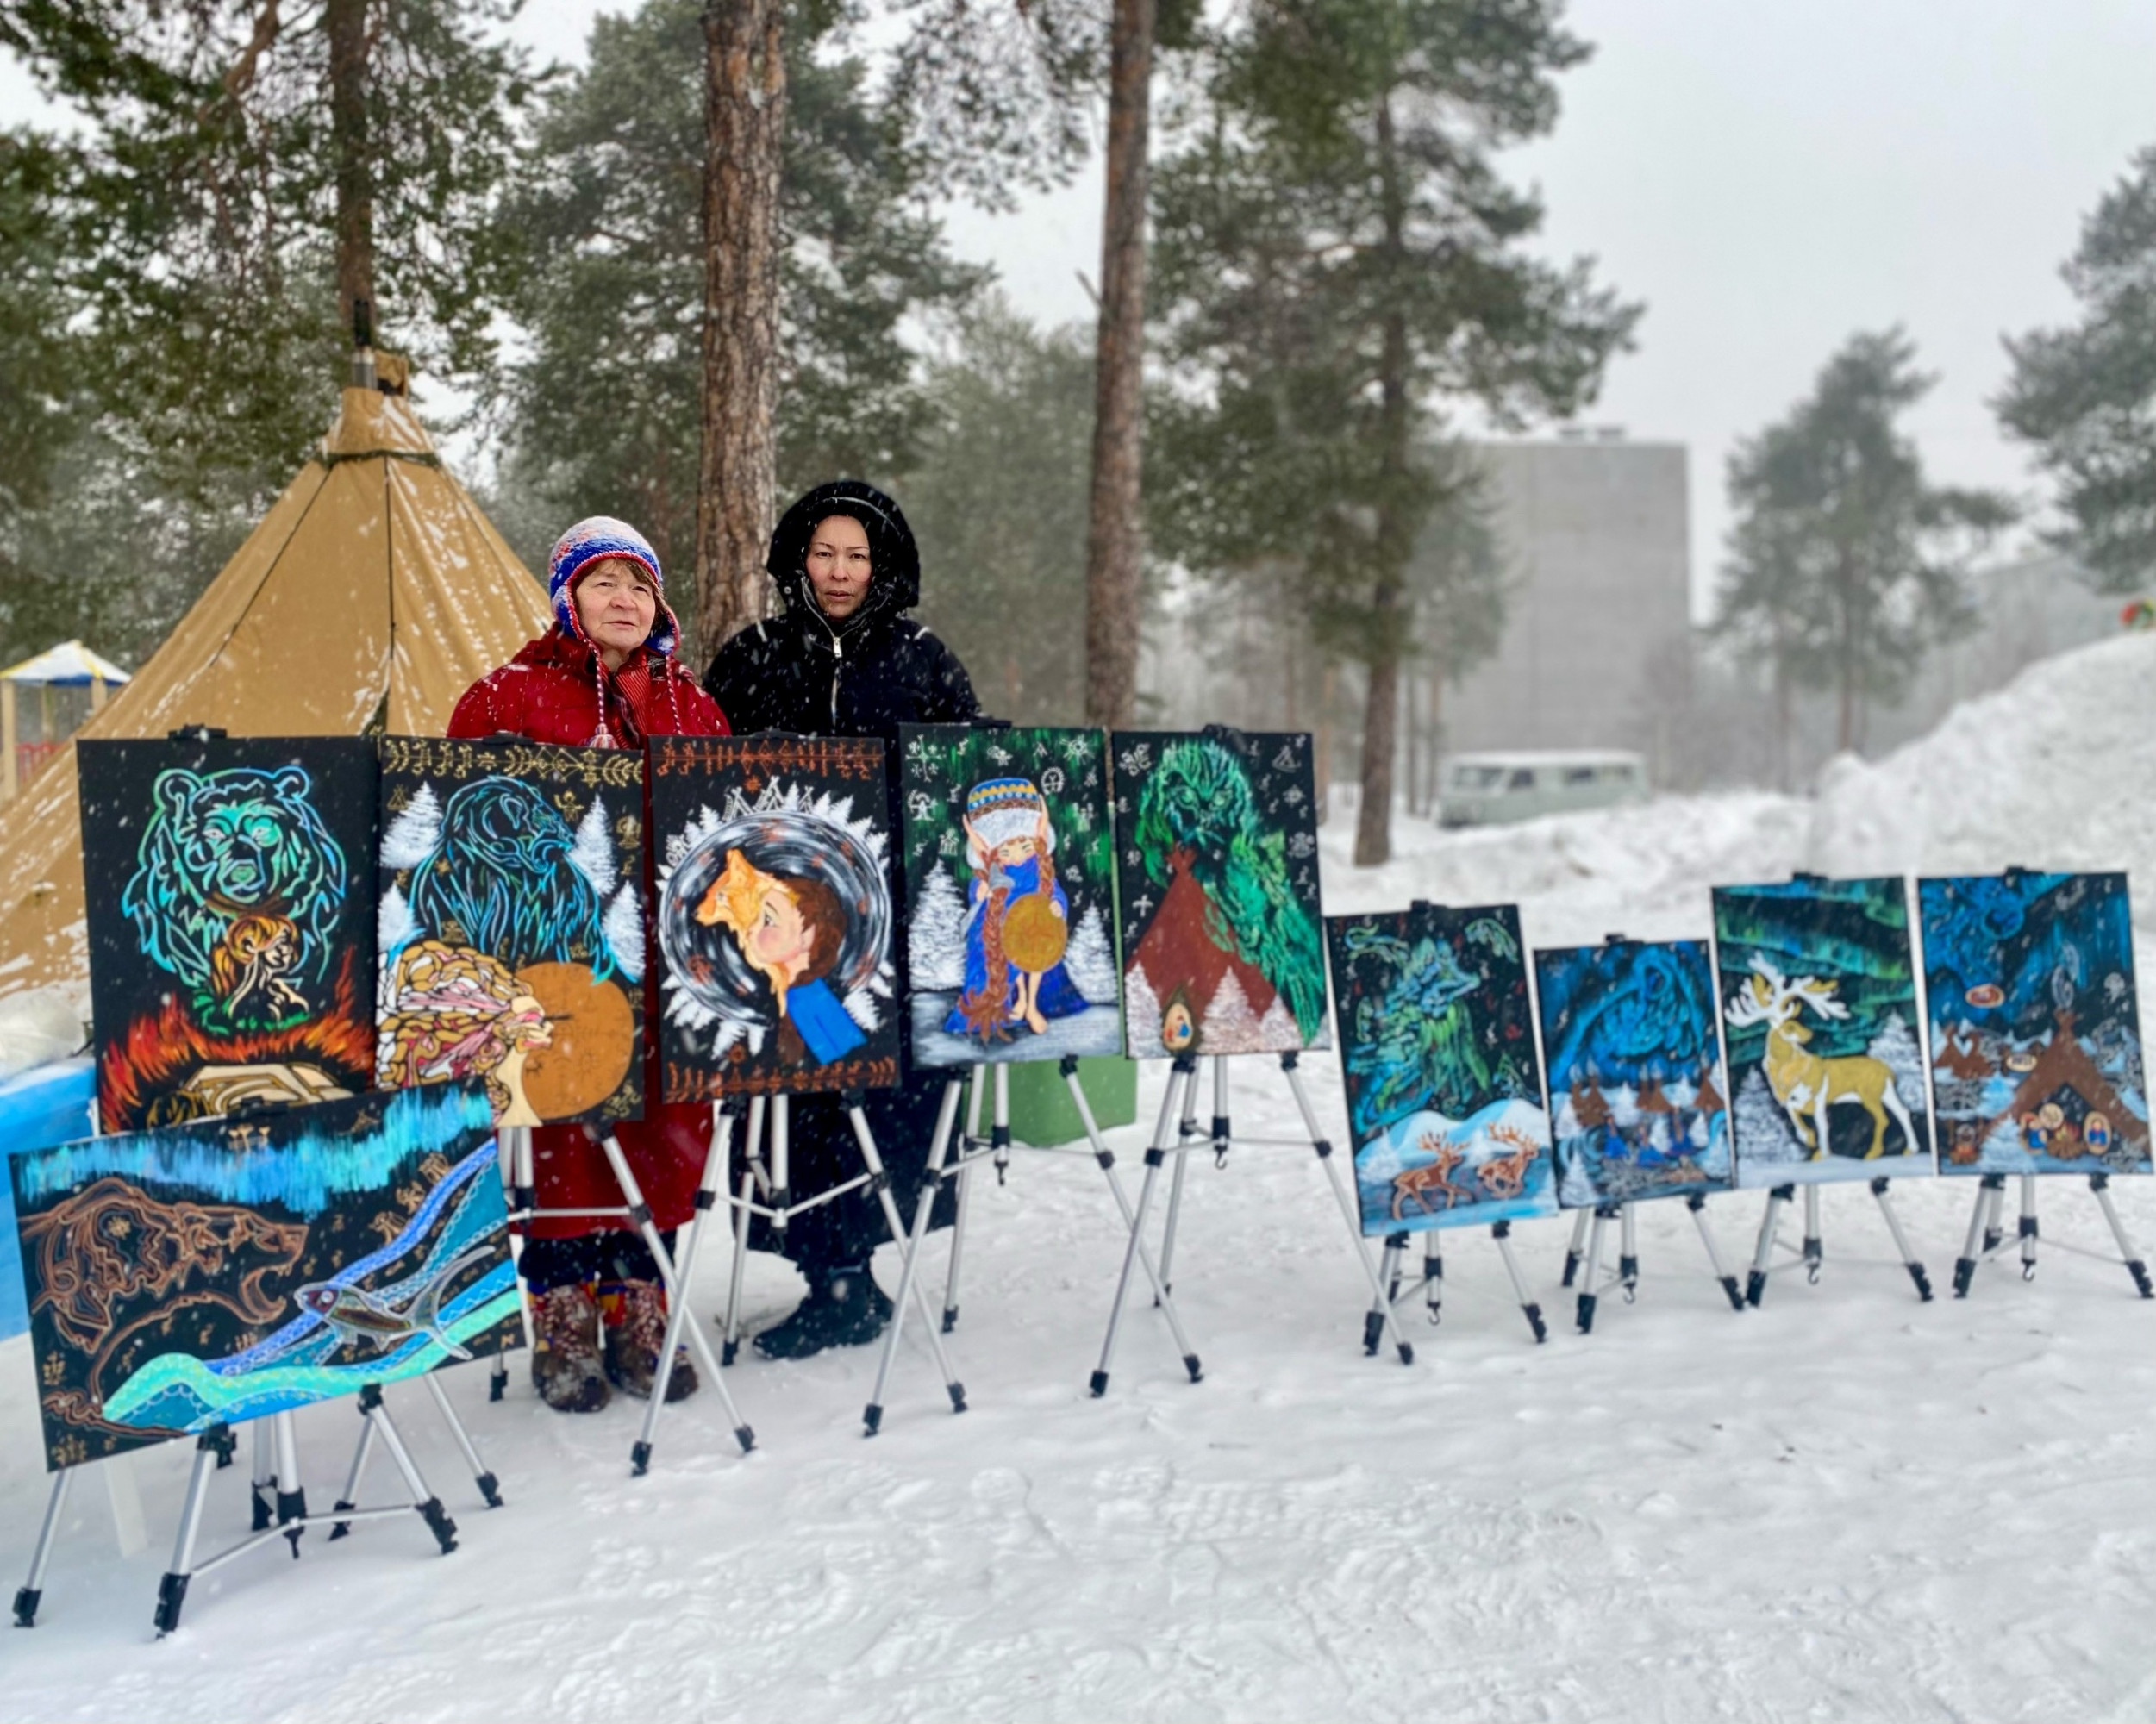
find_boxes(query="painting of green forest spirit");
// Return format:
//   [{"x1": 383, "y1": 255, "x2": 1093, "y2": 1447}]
[
  {"x1": 1110, "y1": 730, "x2": 1328, "y2": 1059},
  {"x1": 78, "y1": 736, "x2": 379, "y2": 1134},
  {"x1": 9, "y1": 1084, "x2": 519, "y2": 1471},
  {"x1": 1713, "y1": 876, "x2": 1934, "y2": 1188},
  {"x1": 898, "y1": 726, "x2": 1122, "y2": 1067},
  {"x1": 1920, "y1": 871, "x2": 2149, "y2": 1177},
  {"x1": 1535, "y1": 939, "x2": 1733, "y2": 1208},
  {"x1": 1328, "y1": 904, "x2": 1554, "y2": 1235}
]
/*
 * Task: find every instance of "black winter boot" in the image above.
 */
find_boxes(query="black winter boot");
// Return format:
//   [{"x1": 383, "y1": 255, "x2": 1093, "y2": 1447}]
[{"x1": 752, "y1": 1262, "x2": 893, "y2": 1360}]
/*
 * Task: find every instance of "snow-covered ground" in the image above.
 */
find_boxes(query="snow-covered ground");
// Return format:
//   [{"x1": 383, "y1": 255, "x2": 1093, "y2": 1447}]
[{"x1": 3, "y1": 634, "x2": 2154, "y2": 1721}]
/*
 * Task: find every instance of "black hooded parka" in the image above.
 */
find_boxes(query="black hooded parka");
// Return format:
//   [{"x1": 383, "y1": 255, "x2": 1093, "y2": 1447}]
[
  {"x1": 703, "y1": 481, "x2": 980, "y2": 741},
  {"x1": 702, "y1": 483, "x2": 977, "y2": 1276}
]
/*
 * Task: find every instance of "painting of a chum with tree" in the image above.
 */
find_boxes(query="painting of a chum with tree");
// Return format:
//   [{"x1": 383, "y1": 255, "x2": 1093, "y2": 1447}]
[
  {"x1": 1920, "y1": 870, "x2": 2148, "y2": 1177},
  {"x1": 1713, "y1": 876, "x2": 1934, "y2": 1186},
  {"x1": 898, "y1": 725, "x2": 1122, "y2": 1067},
  {"x1": 1327, "y1": 903, "x2": 1555, "y2": 1234},
  {"x1": 1111, "y1": 730, "x2": 1328, "y2": 1059},
  {"x1": 1534, "y1": 939, "x2": 1733, "y2": 1208}
]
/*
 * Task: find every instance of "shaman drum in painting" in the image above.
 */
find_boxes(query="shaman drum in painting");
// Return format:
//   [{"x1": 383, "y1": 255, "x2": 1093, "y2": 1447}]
[
  {"x1": 78, "y1": 736, "x2": 379, "y2": 1134},
  {"x1": 1712, "y1": 875, "x2": 1934, "y2": 1187},
  {"x1": 650, "y1": 734, "x2": 900, "y2": 1100},
  {"x1": 375, "y1": 736, "x2": 647, "y2": 1127},
  {"x1": 1920, "y1": 870, "x2": 2150, "y2": 1177},
  {"x1": 1534, "y1": 939, "x2": 1734, "y2": 1208},
  {"x1": 1110, "y1": 729, "x2": 1328, "y2": 1059},
  {"x1": 1327, "y1": 903, "x2": 1555, "y2": 1234},
  {"x1": 9, "y1": 1084, "x2": 519, "y2": 1471},
  {"x1": 897, "y1": 724, "x2": 1122, "y2": 1067}
]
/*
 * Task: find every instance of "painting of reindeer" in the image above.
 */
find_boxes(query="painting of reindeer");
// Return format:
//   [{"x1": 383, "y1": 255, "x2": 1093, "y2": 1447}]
[
  {"x1": 1326, "y1": 903, "x2": 1556, "y2": 1234},
  {"x1": 1712, "y1": 877, "x2": 1934, "y2": 1187}
]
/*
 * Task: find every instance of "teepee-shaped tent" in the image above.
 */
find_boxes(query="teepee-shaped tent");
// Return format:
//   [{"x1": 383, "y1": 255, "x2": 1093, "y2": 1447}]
[{"x1": 0, "y1": 380, "x2": 550, "y2": 999}]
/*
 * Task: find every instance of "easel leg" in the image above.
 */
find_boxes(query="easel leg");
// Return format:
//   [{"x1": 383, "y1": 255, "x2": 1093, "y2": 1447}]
[
  {"x1": 1278, "y1": 1053, "x2": 1415, "y2": 1365},
  {"x1": 593, "y1": 1131, "x2": 747, "y2": 1452},
  {"x1": 1578, "y1": 1206, "x2": 1611, "y2": 1333},
  {"x1": 1490, "y1": 1223, "x2": 1547, "y2": 1342},
  {"x1": 1870, "y1": 1177, "x2": 1934, "y2": 1301},
  {"x1": 1090, "y1": 1063, "x2": 1191, "y2": 1397},
  {"x1": 1560, "y1": 1209, "x2": 1590, "y2": 1287},
  {"x1": 13, "y1": 1466, "x2": 74, "y2": 1627},
  {"x1": 357, "y1": 1387, "x2": 457, "y2": 1554},
  {"x1": 1747, "y1": 1184, "x2": 1792, "y2": 1306},
  {"x1": 1802, "y1": 1185, "x2": 1822, "y2": 1284},
  {"x1": 2089, "y1": 1172, "x2": 2154, "y2": 1297},
  {"x1": 2018, "y1": 1173, "x2": 2040, "y2": 1281},
  {"x1": 491, "y1": 1125, "x2": 522, "y2": 1403},
  {"x1": 722, "y1": 1166, "x2": 755, "y2": 1367},
  {"x1": 422, "y1": 1372, "x2": 502, "y2": 1507},
  {"x1": 1953, "y1": 1174, "x2": 2001, "y2": 1297},
  {"x1": 1619, "y1": 1204, "x2": 1640, "y2": 1302},
  {"x1": 273, "y1": 1412, "x2": 307, "y2": 1554},
  {"x1": 940, "y1": 1069, "x2": 985, "y2": 1334},
  {"x1": 1422, "y1": 1231, "x2": 1444, "y2": 1324},
  {"x1": 1365, "y1": 1235, "x2": 1407, "y2": 1354},
  {"x1": 1062, "y1": 1057, "x2": 1203, "y2": 1382},
  {"x1": 1158, "y1": 1061, "x2": 1203, "y2": 1299},
  {"x1": 328, "y1": 1402, "x2": 378, "y2": 1540},
  {"x1": 153, "y1": 1429, "x2": 223, "y2": 1636},
  {"x1": 863, "y1": 1080, "x2": 970, "y2": 1432},
  {"x1": 1983, "y1": 1178, "x2": 2007, "y2": 1254},
  {"x1": 249, "y1": 1420, "x2": 273, "y2": 1532},
  {"x1": 1686, "y1": 1194, "x2": 1745, "y2": 1311},
  {"x1": 633, "y1": 1108, "x2": 753, "y2": 1474}
]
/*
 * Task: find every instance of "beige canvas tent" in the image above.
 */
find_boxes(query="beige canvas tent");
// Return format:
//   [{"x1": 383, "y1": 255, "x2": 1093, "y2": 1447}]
[{"x1": 0, "y1": 381, "x2": 550, "y2": 1000}]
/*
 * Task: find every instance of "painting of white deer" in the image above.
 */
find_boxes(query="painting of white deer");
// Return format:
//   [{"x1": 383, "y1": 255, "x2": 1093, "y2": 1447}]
[{"x1": 1713, "y1": 877, "x2": 1934, "y2": 1187}]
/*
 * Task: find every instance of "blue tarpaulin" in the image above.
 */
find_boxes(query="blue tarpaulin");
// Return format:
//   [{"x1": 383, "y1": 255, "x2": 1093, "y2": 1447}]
[{"x1": 0, "y1": 1059, "x2": 95, "y2": 1340}]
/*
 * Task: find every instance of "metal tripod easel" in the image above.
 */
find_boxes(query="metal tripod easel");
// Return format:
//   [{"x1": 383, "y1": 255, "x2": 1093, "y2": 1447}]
[
  {"x1": 888, "y1": 1056, "x2": 1206, "y2": 1405},
  {"x1": 1090, "y1": 1052, "x2": 1417, "y2": 1396},
  {"x1": 499, "y1": 1118, "x2": 756, "y2": 1472},
  {"x1": 1950, "y1": 1171, "x2": 2154, "y2": 1299},
  {"x1": 703, "y1": 1088, "x2": 969, "y2": 1437},
  {"x1": 1745, "y1": 1177, "x2": 1934, "y2": 1306},
  {"x1": 1554, "y1": 1195, "x2": 1747, "y2": 1332}
]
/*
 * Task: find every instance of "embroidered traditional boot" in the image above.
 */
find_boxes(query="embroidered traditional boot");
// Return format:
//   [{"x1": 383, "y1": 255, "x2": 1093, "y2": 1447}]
[
  {"x1": 752, "y1": 1262, "x2": 893, "y2": 1360},
  {"x1": 529, "y1": 1283, "x2": 610, "y2": 1413},
  {"x1": 602, "y1": 1280, "x2": 698, "y2": 1402}
]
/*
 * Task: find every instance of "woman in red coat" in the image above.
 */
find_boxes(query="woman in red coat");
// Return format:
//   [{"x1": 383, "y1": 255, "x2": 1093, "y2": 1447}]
[{"x1": 447, "y1": 516, "x2": 728, "y2": 1413}]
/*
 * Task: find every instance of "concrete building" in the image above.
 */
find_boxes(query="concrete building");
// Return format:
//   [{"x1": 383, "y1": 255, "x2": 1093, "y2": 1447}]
[{"x1": 1441, "y1": 436, "x2": 1692, "y2": 778}]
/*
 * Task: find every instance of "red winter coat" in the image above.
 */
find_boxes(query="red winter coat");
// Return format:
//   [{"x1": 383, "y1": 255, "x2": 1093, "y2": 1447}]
[{"x1": 447, "y1": 627, "x2": 728, "y2": 1239}]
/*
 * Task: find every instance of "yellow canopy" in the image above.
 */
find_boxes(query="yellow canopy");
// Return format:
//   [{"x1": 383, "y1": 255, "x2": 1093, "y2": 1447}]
[{"x1": 0, "y1": 385, "x2": 551, "y2": 1001}]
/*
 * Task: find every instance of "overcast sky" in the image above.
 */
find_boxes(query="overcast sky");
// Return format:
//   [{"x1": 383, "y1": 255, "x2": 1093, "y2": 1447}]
[{"x1": 8, "y1": 1, "x2": 2154, "y2": 616}]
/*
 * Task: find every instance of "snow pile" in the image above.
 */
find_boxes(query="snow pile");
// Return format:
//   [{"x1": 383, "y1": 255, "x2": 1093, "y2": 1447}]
[{"x1": 1806, "y1": 628, "x2": 2156, "y2": 883}]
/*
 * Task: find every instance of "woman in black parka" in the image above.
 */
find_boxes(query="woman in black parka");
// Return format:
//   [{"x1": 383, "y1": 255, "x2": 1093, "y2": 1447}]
[{"x1": 704, "y1": 480, "x2": 979, "y2": 1357}]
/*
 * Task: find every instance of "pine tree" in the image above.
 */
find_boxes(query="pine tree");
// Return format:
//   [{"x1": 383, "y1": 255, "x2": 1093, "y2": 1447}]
[
  {"x1": 1710, "y1": 330, "x2": 2015, "y2": 754},
  {"x1": 570, "y1": 796, "x2": 618, "y2": 896},
  {"x1": 1065, "y1": 903, "x2": 1118, "y2": 1006},
  {"x1": 1200, "y1": 968, "x2": 1260, "y2": 1053},
  {"x1": 380, "y1": 782, "x2": 443, "y2": 871},
  {"x1": 603, "y1": 883, "x2": 646, "y2": 984},
  {"x1": 1732, "y1": 1067, "x2": 1806, "y2": 1169},
  {"x1": 908, "y1": 861, "x2": 969, "y2": 993},
  {"x1": 1123, "y1": 961, "x2": 1165, "y2": 1054},
  {"x1": 1146, "y1": 0, "x2": 1639, "y2": 865},
  {"x1": 1998, "y1": 143, "x2": 2156, "y2": 593}
]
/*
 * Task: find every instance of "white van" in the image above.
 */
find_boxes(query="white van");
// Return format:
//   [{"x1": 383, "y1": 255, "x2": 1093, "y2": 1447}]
[{"x1": 1437, "y1": 750, "x2": 1649, "y2": 828}]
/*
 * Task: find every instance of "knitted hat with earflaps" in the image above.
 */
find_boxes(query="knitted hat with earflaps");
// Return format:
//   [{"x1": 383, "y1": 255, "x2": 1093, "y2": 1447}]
[{"x1": 548, "y1": 516, "x2": 681, "y2": 659}]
